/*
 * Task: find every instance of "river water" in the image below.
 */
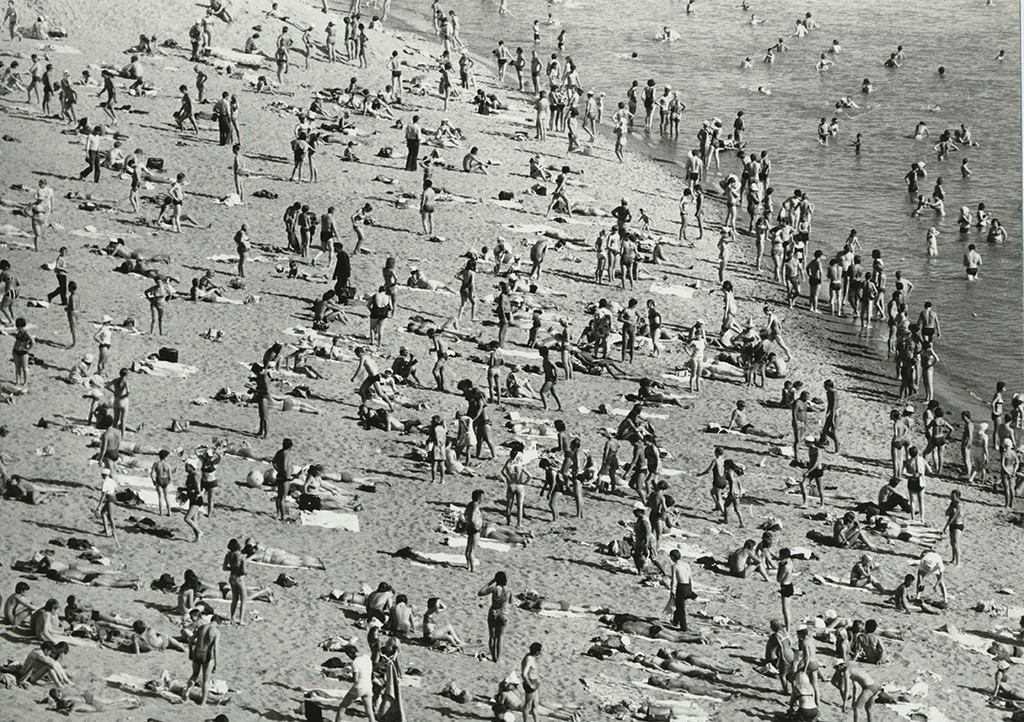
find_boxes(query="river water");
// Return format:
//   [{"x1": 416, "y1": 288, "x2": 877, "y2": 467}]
[{"x1": 391, "y1": 0, "x2": 1024, "y2": 403}]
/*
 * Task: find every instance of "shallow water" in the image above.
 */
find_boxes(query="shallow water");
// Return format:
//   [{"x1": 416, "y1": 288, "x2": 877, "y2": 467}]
[{"x1": 402, "y1": 0, "x2": 1024, "y2": 402}]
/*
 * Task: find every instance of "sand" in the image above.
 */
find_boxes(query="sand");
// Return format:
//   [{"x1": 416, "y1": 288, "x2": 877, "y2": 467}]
[{"x1": 0, "y1": 0, "x2": 1020, "y2": 720}]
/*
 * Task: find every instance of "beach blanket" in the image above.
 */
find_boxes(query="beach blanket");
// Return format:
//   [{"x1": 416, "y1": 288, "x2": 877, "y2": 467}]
[
  {"x1": 299, "y1": 510, "x2": 360, "y2": 532},
  {"x1": 658, "y1": 540, "x2": 710, "y2": 559},
  {"x1": 207, "y1": 46, "x2": 266, "y2": 67},
  {"x1": 105, "y1": 672, "x2": 229, "y2": 695},
  {"x1": 885, "y1": 703, "x2": 955, "y2": 722},
  {"x1": 442, "y1": 536, "x2": 512, "y2": 552},
  {"x1": 648, "y1": 281, "x2": 696, "y2": 299},
  {"x1": 117, "y1": 474, "x2": 185, "y2": 512},
  {"x1": 932, "y1": 628, "x2": 992, "y2": 655},
  {"x1": 132, "y1": 360, "x2": 198, "y2": 378},
  {"x1": 500, "y1": 347, "x2": 541, "y2": 360},
  {"x1": 408, "y1": 551, "x2": 466, "y2": 569}
]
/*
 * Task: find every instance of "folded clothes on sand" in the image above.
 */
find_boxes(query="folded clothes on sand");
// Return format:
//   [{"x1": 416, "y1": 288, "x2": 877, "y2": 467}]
[{"x1": 299, "y1": 510, "x2": 360, "y2": 532}]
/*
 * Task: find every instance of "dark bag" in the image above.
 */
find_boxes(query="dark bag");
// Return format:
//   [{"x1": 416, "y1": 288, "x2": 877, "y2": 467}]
[
  {"x1": 297, "y1": 493, "x2": 322, "y2": 511},
  {"x1": 146, "y1": 157, "x2": 165, "y2": 172},
  {"x1": 158, "y1": 347, "x2": 179, "y2": 363},
  {"x1": 498, "y1": 190, "x2": 515, "y2": 201}
]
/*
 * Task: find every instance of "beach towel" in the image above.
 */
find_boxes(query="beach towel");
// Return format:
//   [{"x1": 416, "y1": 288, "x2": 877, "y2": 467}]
[
  {"x1": 207, "y1": 46, "x2": 266, "y2": 67},
  {"x1": 299, "y1": 510, "x2": 360, "y2": 532},
  {"x1": 658, "y1": 540, "x2": 710, "y2": 559},
  {"x1": 648, "y1": 282, "x2": 696, "y2": 299},
  {"x1": 885, "y1": 703, "x2": 956, "y2": 722},
  {"x1": 500, "y1": 347, "x2": 541, "y2": 360},
  {"x1": 407, "y1": 551, "x2": 466, "y2": 569},
  {"x1": 932, "y1": 628, "x2": 992, "y2": 655},
  {"x1": 133, "y1": 359, "x2": 198, "y2": 378},
  {"x1": 442, "y1": 536, "x2": 512, "y2": 552},
  {"x1": 117, "y1": 474, "x2": 185, "y2": 512}
]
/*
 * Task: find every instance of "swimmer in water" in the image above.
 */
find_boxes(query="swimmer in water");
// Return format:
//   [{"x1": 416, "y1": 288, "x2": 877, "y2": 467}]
[
  {"x1": 749, "y1": 14, "x2": 765, "y2": 25},
  {"x1": 757, "y1": 85, "x2": 772, "y2": 95},
  {"x1": 740, "y1": 57, "x2": 752, "y2": 69},
  {"x1": 925, "y1": 227, "x2": 939, "y2": 257},
  {"x1": 851, "y1": 133, "x2": 862, "y2": 153},
  {"x1": 914, "y1": 121, "x2": 929, "y2": 140},
  {"x1": 661, "y1": 27, "x2": 676, "y2": 42},
  {"x1": 763, "y1": 48, "x2": 775, "y2": 64},
  {"x1": 995, "y1": 49, "x2": 1006, "y2": 61},
  {"x1": 816, "y1": 53, "x2": 834, "y2": 71},
  {"x1": 960, "y1": 158, "x2": 972, "y2": 178},
  {"x1": 861, "y1": 78, "x2": 872, "y2": 93},
  {"x1": 830, "y1": 39, "x2": 841, "y2": 53},
  {"x1": 884, "y1": 53, "x2": 901, "y2": 68},
  {"x1": 817, "y1": 118, "x2": 829, "y2": 145}
]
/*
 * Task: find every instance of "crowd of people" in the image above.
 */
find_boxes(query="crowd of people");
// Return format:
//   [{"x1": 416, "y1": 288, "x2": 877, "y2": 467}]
[{"x1": 0, "y1": 0, "x2": 1022, "y2": 720}]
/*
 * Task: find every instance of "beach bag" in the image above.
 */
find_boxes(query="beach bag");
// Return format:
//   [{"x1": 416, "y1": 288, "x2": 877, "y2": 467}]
[
  {"x1": 146, "y1": 157, "x2": 164, "y2": 172},
  {"x1": 303, "y1": 700, "x2": 324, "y2": 722},
  {"x1": 297, "y1": 493, "x2": 322, "y2": 511},
  {"x1": 158, "y1": 347, "x2": 179, "y2": 363},
  {"x1": 498, "y1": 190, "x2": 515, "y2": 201},
  {"x1": 644, "y1": 705, "x2": 673, "y2": 722}
]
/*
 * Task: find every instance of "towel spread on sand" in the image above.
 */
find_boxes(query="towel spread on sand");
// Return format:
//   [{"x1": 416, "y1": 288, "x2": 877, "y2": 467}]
[
  {"x1": 408, "y1": 551, "x2": 466, "y2": 568},
  {"x1": 932, "y1": 629, "x2": 992, "y2": 655},
  {"x1": 658, "y1": 540, "x2": 710, "y2": 559},
  {"x1": 299, "y1": 510, "x2": 360, "y2": 532},
  {"x1": 117, "y1": 474, "x2": 185, "y2": 511},
  {"x1": 133, "y1": 360, "x2": 199, "y2": 378},
  {"x1": 443, "y1": 536, "x2": 512, "y2": 552},
  {"x1": 885, "y1": 703, "x2": 955, "y2": 722},
  {"x1": 207, "y1": 46, "x2": 266, "y2": 67},
  {"x1": 649, "y1": 281, "x2": 696, "y2": 299}
]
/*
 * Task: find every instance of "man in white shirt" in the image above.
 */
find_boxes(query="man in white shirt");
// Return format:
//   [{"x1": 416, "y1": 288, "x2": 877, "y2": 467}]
[
  {"x1": 334, "y1": 645, "x2": 375, "y2": 722},
  {"x1": 668, "y1": 548, "x2": 693, "y2": 630}
]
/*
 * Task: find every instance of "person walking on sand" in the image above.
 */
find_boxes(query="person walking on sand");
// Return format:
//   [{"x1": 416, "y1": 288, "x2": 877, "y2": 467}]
[
  {"x1": 817, "y1": 379, "x2": 840, "y2": 452},
  {"x1": 183, "y1": 459, "x2": 204, "y2": 541},
  {"x1": 668, "y1": 549, "x2": 693, "y2": 631},
  {"x1": 333, "y1": 645, "x2": 375, "y2": 722}
]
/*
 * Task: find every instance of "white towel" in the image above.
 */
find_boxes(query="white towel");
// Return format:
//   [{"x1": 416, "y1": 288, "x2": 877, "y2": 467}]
[
  {"x1": 649, "y1": 282, "x2": 696, "y2": 299},
  {"x1": 300, "y1": 510, "x2": 360, "y2": 532},
  {"x1": 443, "y1": 536, "x2": 512, "y2": 552}
]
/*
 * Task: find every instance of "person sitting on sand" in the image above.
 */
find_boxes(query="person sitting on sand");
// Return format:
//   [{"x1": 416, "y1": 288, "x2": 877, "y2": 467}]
[
  {"x1": 422, "y1": 597, "x2": 463, "y2": 648},
  {"x1": 849, "y1": 555, "x2": 887, "y2": 592},
  {"x1": 7, "y1": 641, "x2": 71, "y2": 687}
]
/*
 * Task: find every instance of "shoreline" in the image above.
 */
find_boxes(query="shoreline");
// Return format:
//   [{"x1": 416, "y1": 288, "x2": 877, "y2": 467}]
[{"x1": 0, "y1": 1, "x2": 1019, "y2": 721}]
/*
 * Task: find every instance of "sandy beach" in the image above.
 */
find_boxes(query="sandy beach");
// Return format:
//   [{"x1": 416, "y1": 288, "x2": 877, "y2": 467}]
[{"x1": 0, "y1": 0, "x2": 1022, "y2": 721}]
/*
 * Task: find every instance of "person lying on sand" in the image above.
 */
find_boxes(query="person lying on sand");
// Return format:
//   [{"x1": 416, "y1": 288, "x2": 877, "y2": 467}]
[
  {"x1": 242, "y1": 538, "x2": 324, "y2": 569},
  {"x1": 40, "y1": 687, "x2": 141, "y2": 714},
  {"x1": 601, "y1": 613, "x2": 708, "y2": 644},
  {"x1": 646, "y1": 673, "x2": 733, "y2": 700},
  {"x1": 101, "y1": 239, "x2": 171, "y2": 263},
  {"x1": 131, "y1": 619, "x2": 187, "y2": 653},
  {"x1": 491, "y1": 673, "x2": 584, "y2": 721}
]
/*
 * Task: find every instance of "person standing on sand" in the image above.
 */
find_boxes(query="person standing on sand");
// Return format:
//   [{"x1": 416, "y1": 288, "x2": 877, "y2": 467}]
[
  {"x1": 478, "y1": 571, "x2": 511, "y2": 662},
  {"x1": 183, "y1": 460, "x2": 203, "y2": 541},
  {"x1": 64, "y1": 281, "x2": 79, "y2": 347},
  {"x1": 817, "y1": 379, "x2": 840, "y2": 452},
  {"x1": 223, "y1": 538, "x2": 247, "y2": 625},
  {"x1": 182, "y1": 616, "x2": 219, "y2": 706},
  {"x1": 272, "y1": 438, "x2": 293, "y2": 521},
  {"x1": 404, "y1": 113, "x2": 421, "y2": 171},
  {"x1": 668, "y1": 549, "x2": 694, "y2": 631},
  {"x1": 464, "y1": 489, "x2": 484, "y2": 572},
  {"x1": 250, "y1": 362, "x2": 271, "y2": 439},
  {"x1": 78, "y1": 126, "x2": 103, "y2": 183},
  {"x1": 95, "y1": 467, "x2": 118, "y2": 541},
  {"x1": 521, "y1": 642, "x2": 542, "y2": 722}
]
